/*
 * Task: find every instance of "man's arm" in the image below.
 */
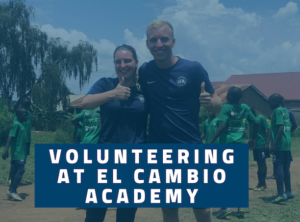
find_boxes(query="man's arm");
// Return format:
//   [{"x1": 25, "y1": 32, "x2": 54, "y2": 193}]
[
  {"x1": 199, "y1": 83, "x2": 222, "y2": 113},
  {"x1": 210, "y1": 122, "x2": 226, "y2": 144}
]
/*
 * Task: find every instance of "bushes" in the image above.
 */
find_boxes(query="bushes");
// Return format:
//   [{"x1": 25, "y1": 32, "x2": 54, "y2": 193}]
[
  {"x1": 0, "y1": 99, "x2": 13, "y2": 145},
  {"x1": 31, "y1": 103, "x2": 73, "y2": 131},
  {"x1": 292, "y1": 126, "x2": 300, "y2": 137},
  {"x1": 54, "y1": 120, "x2": 74, "y2": 144}
]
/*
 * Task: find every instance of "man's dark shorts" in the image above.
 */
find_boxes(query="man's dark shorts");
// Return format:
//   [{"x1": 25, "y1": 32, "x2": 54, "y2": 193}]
[
  {"x1": 272, "y1": 151, "x2": 293, "y2": 165},
  {"x1": 253, "y1": 149, "x2": 270, "y2": 162}
]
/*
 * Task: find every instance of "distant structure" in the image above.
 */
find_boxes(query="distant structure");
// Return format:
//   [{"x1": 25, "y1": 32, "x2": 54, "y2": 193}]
[{"x1": 213, "y1": 72, "x2": 300, "y2": 124}]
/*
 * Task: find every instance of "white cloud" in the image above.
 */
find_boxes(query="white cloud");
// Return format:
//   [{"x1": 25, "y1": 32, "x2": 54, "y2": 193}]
[
  {"x1": 41, "y1": 24, "x2": 89, "y2": 45},
  {"x1": 39, "y1": 0, "x2": 300, "y2": 95},
  {"x1": 124, "y1": 0, "x2": 300, "y2": 81},
  {"x1": 273, "y1": 2, "x2": 298, "y2": 19}
]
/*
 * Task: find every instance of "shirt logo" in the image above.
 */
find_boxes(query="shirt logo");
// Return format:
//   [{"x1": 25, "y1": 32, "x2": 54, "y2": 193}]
[
  {"x1": 177, "y1": 76, "x2": 186, "y2": 86},
  {"x1": 138, "y1": 95, "x2": 145, "y2": 103},
  {"x1": 147, "y1": 80, "x2": 156, "y2": 84},
  {"x1": 231, "y1": 111, "x2": 235, "y2": 116}
]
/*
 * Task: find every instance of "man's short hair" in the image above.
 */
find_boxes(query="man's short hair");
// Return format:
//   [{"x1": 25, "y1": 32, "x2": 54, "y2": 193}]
[{"x1": 147, "y1": 20, "x2": 174, "y2": 38}]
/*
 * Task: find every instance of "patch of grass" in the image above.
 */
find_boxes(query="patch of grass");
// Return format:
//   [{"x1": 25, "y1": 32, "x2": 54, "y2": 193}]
[
  {"x1": 0, "y1": 134, "x2": 299, "y2": 222},
  {"x1": 291, "y1": 137, "x2": 300, "y2": 156},
  {"x1": 0, "y1": 132, "x2": 56, "y2": 184}
]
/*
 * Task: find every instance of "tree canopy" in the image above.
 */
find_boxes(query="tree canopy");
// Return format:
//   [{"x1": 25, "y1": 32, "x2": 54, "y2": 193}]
[{"x1": 0, "y1": 0, "x2": 97, "y2": 111}]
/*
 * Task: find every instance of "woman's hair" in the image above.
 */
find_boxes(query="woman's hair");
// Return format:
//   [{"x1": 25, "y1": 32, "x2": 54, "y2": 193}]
[{"x1": 113, "y1": 44, "x2": 141, "y2": 91}]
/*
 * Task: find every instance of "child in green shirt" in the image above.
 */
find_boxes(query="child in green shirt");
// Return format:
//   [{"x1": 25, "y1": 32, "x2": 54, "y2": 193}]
[
  {"x1": 210, "y1": 86, "x2": 259, "y2": 219},
  {"x1": 250, "y1": 108, "x2": 270, "y2": 191},
  {"x1": 71, "y1": 107, "x2": 101, "y2": 144},
  {"x1": 267, "y1": 93, "x2": 294, "y2": 204},
  {"x1": 2, "y1": 108, "x2": 28, "y2": 201},
  {"x1": 7, "y1": 97, "x2": 31, "y2": 186},
  {"x1": 201, "y1": 112, "x2": 220, "y2": 144}
]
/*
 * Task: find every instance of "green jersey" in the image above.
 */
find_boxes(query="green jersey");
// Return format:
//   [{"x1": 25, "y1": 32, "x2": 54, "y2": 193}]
[
  {"x1": 271, "y1": 107, "x2": 291, "y2": 151},
  {"x1": 250, "y1": 115, "x2": 270, "y2": 149},
  {"x1": 73, "y1": 125, "x2": 82, "y2": 142},
  {"x1": 219, "y1": 103, "x2": 258, "y2": 144},
  {"x1": 9, "y1": 121, "x2": 27, "y2": 160},
  {"x1": 202, "y1": 118, "x2": 220, "y2": 144},
  {"x1": 14, "y1": 111, "x2": 31, "y2": 143},
  {"x1": 76, "y1": 108, "x2": 101, "y2": 144}
]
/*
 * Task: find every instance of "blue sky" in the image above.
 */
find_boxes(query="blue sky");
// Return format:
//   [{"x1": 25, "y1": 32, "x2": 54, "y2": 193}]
[{"x1": 11, "y1": 0, "x2": 300, "y2": 94}]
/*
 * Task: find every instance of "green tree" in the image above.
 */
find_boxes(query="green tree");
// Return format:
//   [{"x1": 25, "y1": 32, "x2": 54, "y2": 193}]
[
  {"x1": 0, "y1": 99, "x2": 13, "y2": 145},
  {"x1": 0, "y1": 0, "x2": 97, "y2": 111},
  {"x1": 0, "y1": 0, "x2": 47, "y2": 108}
]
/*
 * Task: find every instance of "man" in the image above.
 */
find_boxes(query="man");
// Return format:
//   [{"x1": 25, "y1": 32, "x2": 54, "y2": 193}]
[{"x1": 139, "y1": 20, "x2": 222, "y2": 222}]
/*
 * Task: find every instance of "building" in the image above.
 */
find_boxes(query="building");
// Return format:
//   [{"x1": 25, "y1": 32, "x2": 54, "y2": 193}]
[
  {"x1": 213, "y1": 84, "x2": 271, "y2": 116},
  {"x1": 213, "y1": 72, "x2": 300, "y2": 124}
]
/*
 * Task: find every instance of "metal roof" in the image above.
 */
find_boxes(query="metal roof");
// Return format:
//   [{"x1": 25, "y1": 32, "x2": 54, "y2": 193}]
[
  {"x1": 213, "y1": 84, "x2": 267, "y2": 103},
  {"x1": 222, "y1": 72, "x2": 300, "y2": 100}
]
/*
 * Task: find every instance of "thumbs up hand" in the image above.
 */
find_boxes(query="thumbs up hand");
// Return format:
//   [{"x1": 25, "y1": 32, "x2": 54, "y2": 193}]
[
  {"x1": 199, "y1": 82, "x2": 212, "y2": 107},
  {"x1": 113, "y1": 77, "x2": 131, "y2": 100}
]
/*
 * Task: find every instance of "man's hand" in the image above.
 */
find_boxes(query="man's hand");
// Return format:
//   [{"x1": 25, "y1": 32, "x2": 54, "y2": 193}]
[
  {"x1": 248, "y1": 139, "x2": 255, "y2": 150},
  {"x1": 113, "y1": 77, "x2": 131, "y2": 100},
  {"x1": 2, "y1": 151, "x2": 8, "y2": 160},
  {"x1": 199, "y1": 82, "x2": 211, "y2": 107}
]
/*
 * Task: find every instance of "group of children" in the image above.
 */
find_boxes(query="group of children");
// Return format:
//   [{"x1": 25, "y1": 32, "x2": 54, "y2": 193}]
[
  {"x1": 201, "y1": 86, "x2": 297, "y2": 219},
  {"x1": 1, "y1": 87, "x2": 297, "y2": 221},
  {"x1": 1, "y1": 99, "x2": 102, "y2": 201}
]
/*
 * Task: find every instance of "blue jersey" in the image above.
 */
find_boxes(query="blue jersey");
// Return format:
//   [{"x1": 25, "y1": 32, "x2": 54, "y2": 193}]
[
  {"x1": 87, "y1": 77, "x2": 149, "y2": 144},
  {"x1": 139, "y1": 58, "x2": 215, "y2": 143}
]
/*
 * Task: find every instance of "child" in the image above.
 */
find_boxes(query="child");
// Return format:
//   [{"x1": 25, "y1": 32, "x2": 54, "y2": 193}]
[
  {"x1": 7, "y1": 97, "x2": 32, "y2": 186},
  {"x1": 201, "y1": 112, "x2": 220, "y2": 144},
  {"x1": 2, "y1": 108, "x2": 28, "y2": 201},
  {"x1": 250, "y1": 108, "x2": 270, "y2": 191},
  {"x1": 267, "y1": 93, "x2": 295, "y2": 204},
  {"x1": 267, "y1": 104, "x2": 297, "y2": 180},
  {"x1": 71, "y1": 107, "x2": 101, "y2": 144},
  {"x1": 210, "y1": 86, "x2": 259, "y2": 219}
]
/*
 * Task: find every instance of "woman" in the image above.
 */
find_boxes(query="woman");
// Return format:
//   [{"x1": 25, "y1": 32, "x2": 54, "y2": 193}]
[{"x1": 81, "y1": 44, "x2": 148, "y2": 222}]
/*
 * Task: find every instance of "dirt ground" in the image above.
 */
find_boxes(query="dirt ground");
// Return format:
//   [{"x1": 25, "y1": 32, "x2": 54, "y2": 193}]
[{"x1": 1, "y1": 157, "x2": 300, "y2": 222}]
